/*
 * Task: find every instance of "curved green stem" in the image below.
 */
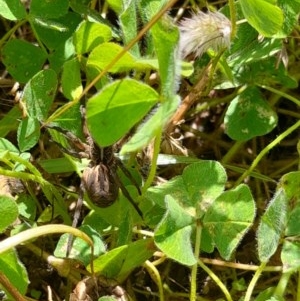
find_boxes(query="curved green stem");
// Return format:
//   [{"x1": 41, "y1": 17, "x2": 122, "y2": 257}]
[
  {"x1": 297, "y1": 271, "x2": 300, "y2": 300},
  {"x1": 144, "y1": 260, "x2": 165, "y2": 301},
  {"x1": 244, "y1": 261, "x2": 267, "y2": 301},
  {"x1": 190, "y1": 219, "x2": 202, "y2": 301},
  {"x1": 0, "y1": 152, "x2": 71, "y2": 223},
  {"x1": 198, "y1": 259, "x2": 233, "y2": 301},
  {"x1": 235, "y1": 120, "x2": 300, "y2": 186},
  {"x1": 221, "y1": 140, "x2": 245, "y2": 165},
  {"x1": 0, "y1": 224, "x2": 94, "y2": 255},
  {"x1": 0, "y1": 19, "x2": 27, "y2": 48},
  {"x1": 273, "y1": 270, "x2": 293, "y2": 298},
  {"x1": 260, "y1": 85, "x2": 300, "y2": 107},
  {"x1": 142, "y1": 128, "x2": 163, "y2": 194}
]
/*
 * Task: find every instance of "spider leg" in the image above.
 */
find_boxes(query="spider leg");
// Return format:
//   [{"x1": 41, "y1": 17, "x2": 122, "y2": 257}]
[
  {"x1": 111, "y1": 170, "x2": 143, "y2": 219},
  {"x1": 44, "y1": 124, "x2": 89, "y2": 159},
  {"x1": 52, "y1": 140, "x2": 89, "y2": 159},
  {"x1": 66, "y1": 184, "x2": 85, "y2": 257},
  {"x1": 116, "y1": 157, "x2": 141, "y2": 195}
]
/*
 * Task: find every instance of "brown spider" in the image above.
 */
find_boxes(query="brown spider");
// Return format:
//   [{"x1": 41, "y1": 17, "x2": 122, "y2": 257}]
[{"x1": 47, "y1": 106, "x2": 143, "y2": 253}]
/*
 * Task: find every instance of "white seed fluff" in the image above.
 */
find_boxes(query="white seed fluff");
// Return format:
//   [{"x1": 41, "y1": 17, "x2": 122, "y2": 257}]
[{"x1": 179, "y1": 11, "x2": 231, "y2": 58}]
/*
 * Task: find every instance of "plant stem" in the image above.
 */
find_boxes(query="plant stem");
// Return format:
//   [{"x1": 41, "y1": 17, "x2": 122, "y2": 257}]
[
  {"x1": 0, "y1": 272, "x2": 28, "y2": 301},
  {"x1": 235, "y1": 120, "x2": 300, "y2": 185},
  {"x1": 142, "y1": 128, "x2": 163, "y2": 194},
  {"x1": 221, "y1": 140, "x2": 245, "y2": 165},
  {"x1": 273, "y1": 270, "x2": 293, "y2": 298},
  {"x1": 200, "y1": 257, "x2": 282, "y2": 272},
  {"x1": 260, "y1": 85, "x2": 300, "y2": 107},
  {"x1": 190, "y1": 219, "x2": 202, "y2": 301},
  {"x1": 0, "y1": 225, "x2": 94, "y2": 255},
  {"x1": 0, "y1": 168, "x2": 70, "y2": 224},
  {"x1": 25, "y1": 243, "x2": 80, "y2": 283},
  {"x1": 297, "y1": 271, "x2": 300, "y2": 300},
  {"x1": 228, "y1": 0, "x2": 237, "y2": 40},
  {"x1": 0, "y1": 19, "x2": 27, "y2": 48},
  {"x1": 244, "y1": 261, "x2": 267, "y2": 301},
  {"x1": 198, "y1": 259, "x2": 233, "y2": 301},
  {"x1": 144, "y1": 260, "x2": 165, "y2": 301},
  {"x1": 0, "y1": 151, "x2": 72, "y2": 223}
]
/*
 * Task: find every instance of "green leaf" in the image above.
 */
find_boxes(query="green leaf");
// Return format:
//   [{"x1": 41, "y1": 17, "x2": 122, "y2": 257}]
[
  {"x1": 22, "y1": 69, "x2": 58, "y2": 121},
  {"x1": 255, "y1": 287, "x2": 276, "y2": 301},
  {"x1": 278, "y1": 171, "x2": 300, "y2": 201},
  {"x1": 143, "y1": 176, "x2": 187, "y2": 227},
  {"x1": 257, "y1": 189, "x2": 288, "y2": 262},
  {"x1": 87, "y1": 42, "x2": 138, "y2": 73},
  {"x1": 50, "y1": 102, "x2": 83, "y2": 138},
  {"x1": 151, "y1": 17, "x2": 179, "y2": 97},
  {"x1": 54, "y1": 225, "x2": 105, "y2": 266},
  {"x1": 203, "y1": 184, "x2": 256, "y2": 260},
  {"x1": 82, "y1": 212, "x2": 110, "y2": 234},
  {"x1": 182, "y1": 161, "x2": 227, "y2": 211},
  {"x1": 232, "y1": 57, "x2": 297, "y2": 88},
  {"x1": 0, "y1": 138, "x2": 19, "y2": 153},
  {"x1": 106, "y1": 0, "x2": 122, "y2": 14},
  {"x1": 39, "y1": 157, "x2": 81, "y2": 174},
  {"x1": 0, "y1": 250, "x2": 28, "y2": 295},
  {"x1": 117, "y1": 239, "x2": 155, "y2": 281},
  {"x1": 0, "y1": 195, "x2": 18, "y2": 233},
  {"x1": 32, "y1": 12, "x2": 81, "y2": 50},
  {"x1": 30, "y1": 0, "x2": 69, "y2": 18},
  {"x1": 121, "y1": 96, "x2": 179, "y2": 153},
  {"x1": 2, "y1": 40, "x2": 47, "y2": 83},
  {"x1": 286, "y1": 207, "x2": 300, "y2": 237},
  {"x1": 17, "y1": 117, "x2": 40, "y2": 152},
  {"x1": 17, "y1": 194, "x2": 36, "y2": 220},
  {"x1": 0, "y1": 107, "x2": 21, "y2": 137},
  {"x1": 84, "y1": 188, "x2": 142, "y2": 227},
  {"x1": 62, "y1": 58, "x2": 83, "y2": 100},
  {"x1": 73, "y1": 21, "x2": 112, "y2": 54},
  {"x1": 120, "y1": 0, "x2": 140, "y2": 57},
  {"x1": 228, "y1": 36, "x2": 282, "y2": 66},
  {"x1": 154, "y1": 195, "x2": 196, "y2": 266},
  {"x1": 49, "y1": 37, "x2": 75, "y2": 72},
  {"x1": 146, "y1": 176, "x2": 187, "y2": 209},
  {"x1": 281, "y1": 240, "x2": 300, "y2": 272},
  {"x1": 15, "y1": 153, "x2": 31, "y2": 172},
  {"x1": 276, "y1": 0, "x2": 300, "y2": 37},
  {"x1": 147, "y1": 161, "x2": 229, "y2": 263},
  {"x1": 0, "y1": 0, "x2": 26, "y2": 20},
  {"x1": 137, "y1": 59, "x2": 193, "y2": 78},
  {"x1": 88, "y1": 42, "x2": 153, "y2": 75},
  {"x1": 90, "y1": 238, "x2": 155, "y2": 281},
  {"x1": 91, "y1": 245, "x2": 127, "y2": 278},
  {"x1": 240, "y1": 0, "x2": 284, "y2": 37},
  {"x1": 145, "y1": 161, "x2": 226, "y2": 221},
  {"x1": 279, "y1": 172, "x2": 300, "y2": 237},
  {"x1": 139, "y1": 0, "x2": 166, "y2": 20},
  {"x1": 86, "y1": 78, "x2": 158, "y2": 147},
  {"x1": 224, "y1": 86, "x2": 277, "y2": 141}
]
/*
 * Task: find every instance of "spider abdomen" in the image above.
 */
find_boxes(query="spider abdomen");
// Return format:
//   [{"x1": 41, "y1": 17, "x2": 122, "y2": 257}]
[{"x1": 82, "y1": 164, "x2": 119, "y2": 207}]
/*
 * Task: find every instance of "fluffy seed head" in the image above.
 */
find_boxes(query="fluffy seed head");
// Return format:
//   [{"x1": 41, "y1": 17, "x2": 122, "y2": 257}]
[{"x1": 179, "y1": 11, "x2": 231, "y2": 58}]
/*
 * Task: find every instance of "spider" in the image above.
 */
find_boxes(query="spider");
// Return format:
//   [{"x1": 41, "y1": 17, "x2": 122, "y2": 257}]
[{"x1": 47, "y1": 106, "x2": 143, "y2": 253}]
